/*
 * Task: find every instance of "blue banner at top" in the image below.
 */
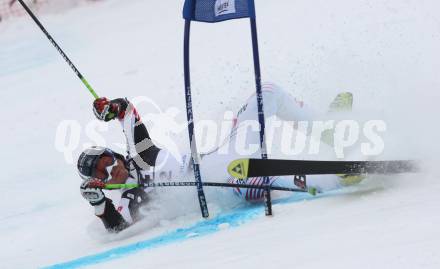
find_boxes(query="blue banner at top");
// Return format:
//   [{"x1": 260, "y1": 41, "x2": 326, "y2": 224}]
[{"x1": 183, "y1": 0, "x2": 256, "y2": 23}]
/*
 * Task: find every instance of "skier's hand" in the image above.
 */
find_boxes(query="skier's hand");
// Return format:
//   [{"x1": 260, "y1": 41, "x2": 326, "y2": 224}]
[
  {"x1": 93, "y1": 97, "x2": 119, "y2": 122},
  {"x1": 80, "y1": 179, "x2": 106, "y2": 206}
]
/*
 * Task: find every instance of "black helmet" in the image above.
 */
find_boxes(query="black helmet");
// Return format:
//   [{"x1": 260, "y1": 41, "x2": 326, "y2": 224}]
[{"x1": 77, "y1": 146, "x2": 120, "y2": 180}]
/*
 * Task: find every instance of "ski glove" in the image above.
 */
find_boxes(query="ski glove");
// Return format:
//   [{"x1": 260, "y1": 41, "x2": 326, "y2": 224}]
[
  {"x1": 80, "y1": 179, "x2": 106, "y2": 206},
  {"x1": 93, "y1": 97, "x2": 118, "y2": 122}
]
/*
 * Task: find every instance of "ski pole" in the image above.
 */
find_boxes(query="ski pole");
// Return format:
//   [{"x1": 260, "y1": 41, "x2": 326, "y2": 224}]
[
  {"x1": 104, "y1": 182, "x2": 317, "y2": 195},
  {"x1": 17, "y1": 0, "x2": 99, "y2": 99},
  {"x1": 105, "y1": 183, "x2": 139, "y2": 189}
]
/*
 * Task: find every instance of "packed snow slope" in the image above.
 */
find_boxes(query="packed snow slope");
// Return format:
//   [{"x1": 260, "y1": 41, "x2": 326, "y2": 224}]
[{"x1": 1, "y1": 0, "x2": 439, "y2": 268}]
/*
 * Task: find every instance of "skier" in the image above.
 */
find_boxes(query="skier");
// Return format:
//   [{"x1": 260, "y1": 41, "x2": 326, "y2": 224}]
[{"x1": 78, "y1": 83, "x2": 361, "y2": 232}]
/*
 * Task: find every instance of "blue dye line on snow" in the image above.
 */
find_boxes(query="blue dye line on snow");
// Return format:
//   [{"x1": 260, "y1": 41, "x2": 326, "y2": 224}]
[
  {"x1": 43, "y1": 189, "x2": 347, "y2": 269},
  {"x1": 42, "y1": 205, "x2": 263, "y2": 269}
]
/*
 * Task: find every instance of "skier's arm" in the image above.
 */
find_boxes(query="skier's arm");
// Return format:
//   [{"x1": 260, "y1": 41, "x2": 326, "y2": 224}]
[
  {"x1": 80, "y1": 180, "x2": 129, "y2": 232},
  {"x1": 93, "y1": 97, "x2": 161, "y2": 167}
]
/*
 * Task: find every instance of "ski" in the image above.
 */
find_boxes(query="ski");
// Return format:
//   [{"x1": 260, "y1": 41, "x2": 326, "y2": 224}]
[{"x1": 228, "y1": 158, "x2": 419, "y2": 179}]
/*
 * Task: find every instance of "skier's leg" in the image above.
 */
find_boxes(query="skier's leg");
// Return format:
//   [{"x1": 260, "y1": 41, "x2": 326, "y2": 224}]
[
  {"x1": 220, "y1": 84, "x2": 361, "y2": 201},
  {"x1": 213, "y1": 84, "x2": 353, "y2": 202}
]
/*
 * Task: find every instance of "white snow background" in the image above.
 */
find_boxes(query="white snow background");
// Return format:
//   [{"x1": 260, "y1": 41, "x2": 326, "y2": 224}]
[{"x1": 0, "y1": 0, "x2": 439, "y2": 268}]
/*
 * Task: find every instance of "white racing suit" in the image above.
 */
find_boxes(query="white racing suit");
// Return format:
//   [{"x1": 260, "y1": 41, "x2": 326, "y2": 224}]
[
  {"x1": 199, "y1": 82, "x2": 343, "y2": 201},
  {"x1": 99, "y1": 83, "x2": 343, "y2": 231}
]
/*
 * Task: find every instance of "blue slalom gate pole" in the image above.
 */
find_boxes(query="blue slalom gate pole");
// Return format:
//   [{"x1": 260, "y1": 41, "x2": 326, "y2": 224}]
[
  {"x1": 249, "y1": 17, "x2": 272, "y2": 215},
  {"x1": 183, "y1": 19, "x2": 210, "y2": 218},
  {"x1": 182, "y1": 0, "x2": 272, "y2": 216}
]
